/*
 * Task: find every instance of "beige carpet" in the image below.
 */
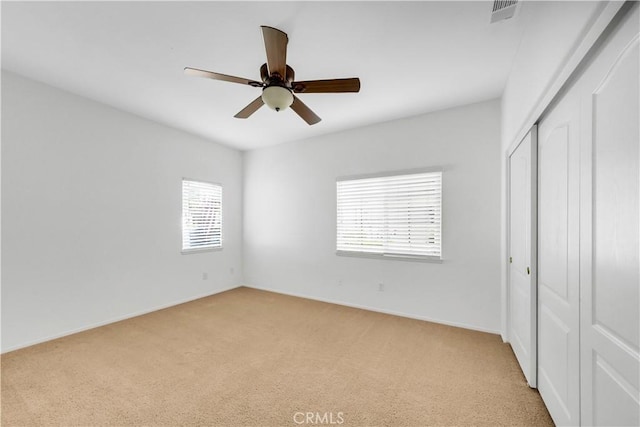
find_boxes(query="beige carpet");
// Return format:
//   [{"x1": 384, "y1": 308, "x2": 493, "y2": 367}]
[{"x1": 2, "y1": 287, "x2": 552, "y2": 426}]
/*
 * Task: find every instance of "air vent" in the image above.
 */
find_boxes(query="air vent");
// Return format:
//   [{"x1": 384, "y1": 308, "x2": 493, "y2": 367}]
[{"x1": 491, "y1": 0, "x2": 518, "y2": 23}]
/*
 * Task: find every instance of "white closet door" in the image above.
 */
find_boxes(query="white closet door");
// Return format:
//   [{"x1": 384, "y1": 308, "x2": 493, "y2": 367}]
[
  {"x1": 579, "y1": 4, "x2": 640, "y2": 426},
  {"x1": 508, "y1": 128, "x2": 537, "y2": 388},
  {"x1": 537, "y1": 85, "x2": 581, "y2": 426},
  {"x1": 537, "y1": 4, "x2": 639, "y2": 426}
]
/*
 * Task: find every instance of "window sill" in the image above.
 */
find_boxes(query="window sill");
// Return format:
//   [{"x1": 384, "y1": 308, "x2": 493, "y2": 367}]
[
  {"x1": 336, "y1": 250, "x2": 442, "y2": 263},
  {"x1": 181, "y1": 247, "x2": 223, "y2": 255}
]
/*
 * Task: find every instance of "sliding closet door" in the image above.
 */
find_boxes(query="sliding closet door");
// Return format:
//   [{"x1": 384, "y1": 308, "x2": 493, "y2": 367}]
[
  {"x1": 579, "y1": 4, "x2": 639, "y2": 425},
  {"x1": 508, "y1": 128, "x2": 537, "y2": 388},
  {"x1": 536, "y1": 4, "x2": 639, "y2": 425},
  {"x1": 537, "y1": 86, "x2": 581, "y2": 426}
]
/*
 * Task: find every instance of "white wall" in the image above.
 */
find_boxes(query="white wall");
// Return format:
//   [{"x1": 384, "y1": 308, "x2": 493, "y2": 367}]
[
  {"x1": 244, "y1": 99, "x2": 502, "y2": 333},
  {"x1": 1, "y1": 71, "x2": 243, "y2": 352},
  {"x1": 501, "y1": 1, "x2": 607, "y2": 149}
]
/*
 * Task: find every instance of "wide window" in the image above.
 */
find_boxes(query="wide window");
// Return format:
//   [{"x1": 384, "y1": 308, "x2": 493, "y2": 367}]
[
  {"x1": 182, "y1": 179, "x2": 222, "y2": 252},
  {"x1": 336, "y1": 170, "x2": 442, "y2": 260}
]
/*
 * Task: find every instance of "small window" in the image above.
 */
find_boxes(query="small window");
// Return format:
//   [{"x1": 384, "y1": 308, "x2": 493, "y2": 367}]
[
  {"x1": 182, "y1": 179, "x2": 222, "y2": 252},
  {"x1": 336, "y1": 170, "x2": 442, "y2": 260}
]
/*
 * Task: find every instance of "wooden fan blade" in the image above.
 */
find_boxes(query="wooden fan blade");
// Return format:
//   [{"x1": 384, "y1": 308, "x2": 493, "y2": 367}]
[
  {"x1": 234, "y1": 96, "x2": 264, "y2": 119},
  {"x1": 184, "y1": 67, "x2": 262, "y2": 87},
  {"x1": 261, "y1": 26, "x2": 288, "y2": 79},
  {"x1": 290, "y1": 95, "x2": 321, "y2": 125},
  {"x1": 292, "y1": 78, "x2": 361, "y2": 93}
]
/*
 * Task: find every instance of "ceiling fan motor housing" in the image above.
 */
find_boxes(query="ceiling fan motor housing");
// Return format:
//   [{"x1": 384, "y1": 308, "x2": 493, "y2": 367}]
[{"x1": 261, "y1": 63, "x2": 295, "y2": 87}]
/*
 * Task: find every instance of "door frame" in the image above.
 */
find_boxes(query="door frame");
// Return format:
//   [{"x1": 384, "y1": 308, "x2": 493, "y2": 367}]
[{"x1": 506, "y1": 125, "x2": 538, "y2": 388}]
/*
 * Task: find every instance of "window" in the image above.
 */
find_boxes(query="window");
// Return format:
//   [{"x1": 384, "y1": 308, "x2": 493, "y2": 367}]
[
  {"x1": 336, "y1": 170, "x2": 442, "y2": 260},
  {"x1": 182, "y1": 179, "x2": 222, "y2": 252}
]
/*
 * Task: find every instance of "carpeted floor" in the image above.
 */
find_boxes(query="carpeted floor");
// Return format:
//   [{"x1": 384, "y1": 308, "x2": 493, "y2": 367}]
[{"x1": 1, "y1": 287, "x2": 553, "y2": 426}]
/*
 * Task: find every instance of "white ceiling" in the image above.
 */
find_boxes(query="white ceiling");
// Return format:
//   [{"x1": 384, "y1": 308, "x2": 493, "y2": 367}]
[{"x1": 1, "y1": 1, "x2": 526, "y2": 150}]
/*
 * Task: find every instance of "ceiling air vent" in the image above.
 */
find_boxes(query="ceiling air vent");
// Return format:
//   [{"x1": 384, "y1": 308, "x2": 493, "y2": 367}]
[{"x1": 491, "y1": 0, "x2": 518, "y2": 23}]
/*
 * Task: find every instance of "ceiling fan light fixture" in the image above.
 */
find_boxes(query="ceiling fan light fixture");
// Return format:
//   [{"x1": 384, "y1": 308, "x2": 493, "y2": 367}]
[{"x1": 262, "y1": 85, "x2": 293, "y2": 112}]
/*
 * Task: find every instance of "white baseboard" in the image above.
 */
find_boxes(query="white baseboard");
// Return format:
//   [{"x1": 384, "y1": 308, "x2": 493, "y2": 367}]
[
  {"x1": 4, "y1": 283, "x2": 500, "y2": 353},
  {"x1": 1, "y1": 284, "x2": 242, "y2": 354},
  {"x1": 242, "y1": 284, "x2": 501, "y2": 335}
]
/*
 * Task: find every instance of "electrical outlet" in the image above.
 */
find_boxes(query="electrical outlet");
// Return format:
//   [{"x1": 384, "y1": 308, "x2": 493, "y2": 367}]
[
  {"x1": 378, "y1": 283, "x2": 384, "y2": 292},
  {"x1": 338, "y1": 279, "x2": 343, "y2": 286},
  {"x1": 230, "y1": 267, "x2": 235, "y2": 275},
  {"x1": 202, "y1": 272, "x2": 208, "y2": 280}
]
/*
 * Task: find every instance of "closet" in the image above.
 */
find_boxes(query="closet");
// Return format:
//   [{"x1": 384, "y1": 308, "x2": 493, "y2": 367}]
[
  {"x1": 512, "y1": 3, "x2": 639, "y2": 425},
  {"x1": 539, "y1": 3, "x2": 638, "y2": 425}
]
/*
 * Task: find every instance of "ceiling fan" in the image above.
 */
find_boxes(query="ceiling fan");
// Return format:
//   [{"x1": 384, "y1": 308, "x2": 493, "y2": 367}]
[{"x1": 184, "y1": 26, "x2": 361, "y2": 125}]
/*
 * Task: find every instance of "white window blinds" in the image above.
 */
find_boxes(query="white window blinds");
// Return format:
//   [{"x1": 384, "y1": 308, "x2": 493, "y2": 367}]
[
  {"x1": 182, "y1": 179, "x2": 222, "y2": 251},
  {"x1": 336, "y1": 171, "x2": 442, "y2": 259}
]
